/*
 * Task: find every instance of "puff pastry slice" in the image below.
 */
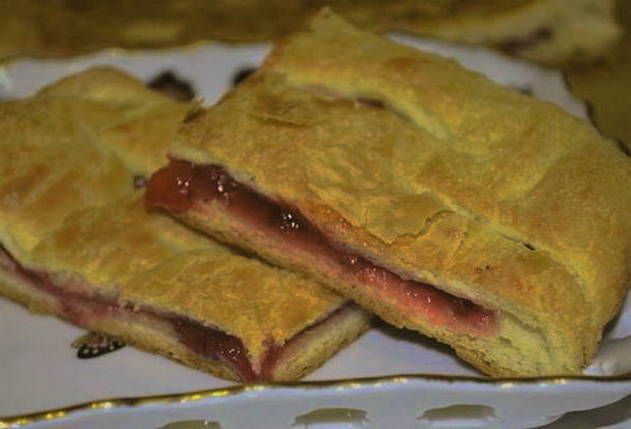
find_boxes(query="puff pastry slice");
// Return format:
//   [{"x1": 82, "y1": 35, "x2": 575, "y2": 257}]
[
  {"x1": 0, "y1": 67, "x2": 370, "y2": 382},
  {"x1": 147, "y1": 11, "x2": 631, "y2": 376}
]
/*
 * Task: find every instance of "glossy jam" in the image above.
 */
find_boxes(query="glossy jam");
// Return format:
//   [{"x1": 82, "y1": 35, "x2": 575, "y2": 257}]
[
  {"x1": 0, "y1": 244, "x2": 257, "y2": 381},
  {"x1": 146, "y1": 160, "x2": 495, "y2": 334},
  {"x1": 171, "y1": 315, "x2": 256, "y2": 381}
]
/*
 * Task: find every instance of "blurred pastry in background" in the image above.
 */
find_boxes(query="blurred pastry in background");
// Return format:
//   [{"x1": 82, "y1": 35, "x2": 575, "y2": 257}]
[
  {"x1": 566, "y1": 0, "x2": 631, "y2": 154},
  {"x1": 0, "y1": 0, "x2": 620, "y2": 67}
]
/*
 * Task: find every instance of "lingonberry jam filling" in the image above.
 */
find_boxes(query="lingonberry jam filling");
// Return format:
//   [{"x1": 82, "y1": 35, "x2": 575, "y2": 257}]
[
  {"x1": 0, "y1": 244, "x2": 260, "y2": 380},
  {"x1": 146, "y1": 159, "x2": 496, "y2": 334}
]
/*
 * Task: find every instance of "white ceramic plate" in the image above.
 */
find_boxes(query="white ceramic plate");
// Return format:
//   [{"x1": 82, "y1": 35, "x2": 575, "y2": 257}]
[{"x1": 0, "y1": 36, "x2": 630, "y2": 429}]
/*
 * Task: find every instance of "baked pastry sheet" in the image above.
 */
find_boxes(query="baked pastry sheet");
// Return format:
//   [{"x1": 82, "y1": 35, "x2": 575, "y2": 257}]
[
  {"x1": 0, "y1": 67, "x2": 369, "y2": 384},
  {"x1": 0, "y1": 25, "x2": 629, "y2": 425},
  {"x1": 153, "y1": 11, "x2": 631, "y2": 377}
]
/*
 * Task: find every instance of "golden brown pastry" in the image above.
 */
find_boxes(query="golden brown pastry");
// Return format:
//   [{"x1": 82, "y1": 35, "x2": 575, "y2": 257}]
[
  {"x1": 147, "y1": 10, "x2": 631, "y2": 377},
  {"x1": 0, "y1": 67, "x2": 370, "y2": 382},
  {"x1": 0, "y1": 0, "x2": 620, "y2": 67}
]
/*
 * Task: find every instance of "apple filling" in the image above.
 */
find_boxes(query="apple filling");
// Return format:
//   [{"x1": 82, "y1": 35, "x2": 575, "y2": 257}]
[
  {"x1": 146, "y1": 159, "x2": 496, "y2": 335},
  {"x1": 0, "y1": 244, "x2": 355, "y2": 381}
]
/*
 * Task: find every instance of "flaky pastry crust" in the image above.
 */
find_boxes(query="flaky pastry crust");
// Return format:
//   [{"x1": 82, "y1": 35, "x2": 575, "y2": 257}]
[
  {"x1": 167, "y1": 10, "x2": 631, "y2": 376},
  {"x1": 0, "y1": 67, "x2": 368, "y2": 380}
]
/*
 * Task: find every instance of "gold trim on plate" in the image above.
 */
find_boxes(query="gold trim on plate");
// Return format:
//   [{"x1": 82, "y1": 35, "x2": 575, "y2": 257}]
[{"x1": 1, "y1": 373, "x2": 630, "y2": 427}]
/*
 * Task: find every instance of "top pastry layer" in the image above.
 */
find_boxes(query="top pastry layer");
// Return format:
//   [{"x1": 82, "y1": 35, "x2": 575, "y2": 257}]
[
  {"x1": 0, "y1": 67, "x2": 345, "y2": 361},
  {"x1": 170, "y1": 11, "x2": 631, "y2": 355}
]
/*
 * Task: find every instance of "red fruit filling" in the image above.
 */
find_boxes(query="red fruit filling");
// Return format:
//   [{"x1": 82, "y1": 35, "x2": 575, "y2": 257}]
[
  {"x1": 146, "y1": 159, "x2": 496, "y2": 335},
  {"x1": 0, "y1": 244, "x2": 352, "y2": 381}
]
